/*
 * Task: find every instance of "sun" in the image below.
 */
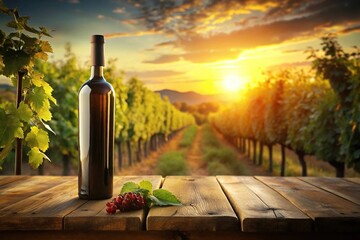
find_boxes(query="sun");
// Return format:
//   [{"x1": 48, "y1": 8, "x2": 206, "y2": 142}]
[{"x1": 222, "y1": 74, "x2": 244, "y2": 93}]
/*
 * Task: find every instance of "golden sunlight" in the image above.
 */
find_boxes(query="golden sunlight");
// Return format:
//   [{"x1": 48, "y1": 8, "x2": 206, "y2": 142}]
[{"x1": 222, "y1": 74, "x2": 245, "y2": 93}]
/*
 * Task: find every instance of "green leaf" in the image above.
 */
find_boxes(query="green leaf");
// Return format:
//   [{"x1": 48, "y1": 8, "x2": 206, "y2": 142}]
[
  {"x1": 150, "y1": 189, "x2": 181, "y2": 206},
  {"x1": 28, "y1": 86, "x2": 46, "y2": 111},
  {"x1": 0, "y1": 143, "x2": 13, "y2": 169},
  {"x1": 120, "y1": 182, "x2": 139, "y2": 194},
  {"x1": 17, "y1": 102, "x2": 32, "y2": 122},
  {"x1": 25, "y1": 126, "x2": 49, "y2": 151},
  {"x1": 139, "y1": 180, "x2": 153, "y2": 194},
  {"x1": 27, "y1": 147, "x2": 44, "y2": 169},
  {"x1": 14, "y1": 127, "x2": 24, "y2": 139},
  {"x1": 0, "y1": 108, "x2": 22, "y2": 146},
  {"x1": 37, "y1": 99, "x2": 52, "y2": 121},
  {"x1": 2, "y1": 49, "x2": 31, "y2": 76}
]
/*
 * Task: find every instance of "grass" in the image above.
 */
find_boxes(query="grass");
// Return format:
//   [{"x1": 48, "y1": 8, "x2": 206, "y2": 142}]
[
  {"x1": 178, "y1": 125, "x2": 198, "y2": 148},
  {"x1": 201, "y1": 124, "x2": 247, "y2": 175},
  {"x1": 156, "y1": 151, "x2": 188, "y2": 176}
]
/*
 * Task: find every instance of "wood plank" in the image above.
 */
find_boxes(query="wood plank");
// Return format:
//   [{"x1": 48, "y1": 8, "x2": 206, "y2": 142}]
[
  {"x1": 64, "y1": 175, "x2": 163, "y2": 231},
  {"x1": 256, "y1": 177, "x2": 360, "y2": 232},
  {"x1": 1, "y1": 230, "x2": 359, "y2": 240},
  {"x1": 217, "y1": 176, "x2": 312, "y2": 232},
  {"x1": 0, "y1": 176, "x2": 30, "y2": 187},
  {"x1": 0, "y1": 176, "x2": 72, "y2": 208},
  {"x1": 300, "y1": 177, "x2": 360, "y2": 205},
  {"x1": 0, "y1": 177, "x2": 85, "y2": 230},
  {"x1": 345, "y1": 178, "x2": 360, "y2": 185},
  {"x1": 146, "y1": 176, "x2": 239, "y2": 231}
]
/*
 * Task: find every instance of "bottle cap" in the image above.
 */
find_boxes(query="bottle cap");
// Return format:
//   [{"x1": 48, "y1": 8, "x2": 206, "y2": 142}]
[{"x1": 91, "y1": 35, "x2": 105, "y2": 66}]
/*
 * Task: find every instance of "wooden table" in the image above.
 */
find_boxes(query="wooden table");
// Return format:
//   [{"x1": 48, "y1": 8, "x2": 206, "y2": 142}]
[{"x1": 0, "y1": 176, "x2": 359, "y2": 240}]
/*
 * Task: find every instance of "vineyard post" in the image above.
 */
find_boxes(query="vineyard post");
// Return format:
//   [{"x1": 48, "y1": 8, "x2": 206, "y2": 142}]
[{"x1": 15, "y1": 71, "x2": 25, "y2": 175}]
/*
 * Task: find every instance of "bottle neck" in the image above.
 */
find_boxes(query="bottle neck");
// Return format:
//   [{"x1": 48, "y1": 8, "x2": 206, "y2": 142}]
[{"x1": 90, "y1": 66, "x2": 104, "y2": 79}]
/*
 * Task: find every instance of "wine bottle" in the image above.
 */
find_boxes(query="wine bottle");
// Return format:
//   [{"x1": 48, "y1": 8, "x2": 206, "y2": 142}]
[{"x1": 78, "y1": 35, "x2": 115, "y2": 200}]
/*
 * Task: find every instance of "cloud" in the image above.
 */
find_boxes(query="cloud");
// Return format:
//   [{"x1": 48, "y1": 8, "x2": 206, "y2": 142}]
[
  {"x1": 340, "y1": 24, "x2": 360, "y2": 34},
  {"x1": 178, "y1": 0, "x2": 360, "y2": 52},
  {"x1": 113, "y1": 7, "x2": 125, "y2": 14},
  {"x1": 104, "y1": 30, "x2": 159, "y2": 39},
  {"x1": 126, "y1": 70, "x2": 184, "y2": 78},
  {"x1": 97, "y1": 15, "x2": 105, "y2": 20},
  {"x1": 68, "y1": 0, "x2": 79, "y2": 4},
  {"x1": 268, "y1": 61, "x2": 311, "y2": 70},
  {"x1": 144, "y1": 50, "x2": 241, "y2": 64}
]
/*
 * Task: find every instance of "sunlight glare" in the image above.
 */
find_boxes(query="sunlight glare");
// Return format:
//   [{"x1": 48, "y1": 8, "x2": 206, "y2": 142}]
[{"x1": 222, "y1": 74, "x2": 245, "y2": 93}]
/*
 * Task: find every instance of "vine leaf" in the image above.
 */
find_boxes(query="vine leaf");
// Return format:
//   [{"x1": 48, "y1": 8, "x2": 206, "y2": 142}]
[{"x1": 25, "y1": 126, "x2": 49, "y2": 152}]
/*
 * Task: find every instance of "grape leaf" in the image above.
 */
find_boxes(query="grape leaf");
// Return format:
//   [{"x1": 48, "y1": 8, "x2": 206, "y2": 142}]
[
  {"x1": 27, "y1": 147, "x2": 44, "y2": 169},
  {"x1": 0, "y1": 143, "x2": 13, "y2": 169},
  {"x1": 14, "y1": 127, "x2": 24, "y2": 139},
  {"x1": 40, "y1": 41, "x2": 52, "y2": 53},
  {"x1": 31, "y1": 72, "x2": 44, "y2": 87},
  {"x1": 28, "y1": 86, "x2": 46, "y2": 111},
  {"x1": 17, "y1": 102, "x2": 32, "y2": 122},
  {"x1": 25, "y1": 126, "x2": 49, "y2": 151},
  {"x1": 120, "y1": 182, "x2": 139, "y2": 194},
  {"x1": 2, "y1": 49, "x2": 30, "y2": 76},
  {"x1": 37, "y1": 99, "x2": 52, "y2": 121},
  {"x1": 139, "y1": 180, "x2": 153, "y2": 194},
  {"x1": 150, "y1": 189, "x2": 181, "y2": 206},
  {"x1": 0, "y1": 108, "x2": 22, "y2": 146}
]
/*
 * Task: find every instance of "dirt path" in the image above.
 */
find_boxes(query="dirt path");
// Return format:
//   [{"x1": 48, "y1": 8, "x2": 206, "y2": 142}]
[
  {"x1": 116, "y1": 125, "x2": 271, "y2": 177},
  {"x1": 212, "y1": 129, "x2": 271, "y2": 176},
  {"x1": 116, "y1": 131, "x2": 184, "y2": 176},
  {"x1": 185, "y1": 126, "x2": 208, "y2": 176}
]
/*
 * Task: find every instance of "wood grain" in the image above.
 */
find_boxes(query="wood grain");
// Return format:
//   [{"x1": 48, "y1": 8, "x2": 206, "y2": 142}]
[
  {"x1": 0, "y1": 176, "x2": 71, "y2": 208},
  {"x1": 64, "y1": 175, "x2": 163, "y2": 231},
  {"x1": 146, "y1": 176, "x2": 239, "y2": 231},
  {"x1": 345, "y1": 178, "x2": 360, "y2": 185},
  {"x1": 0, "y1": 177, "x2": 85, "y2": 230},
  {"x1": 256, "y1": 176, "x2": 360, "y2": 232},
  {"x1": 217, "y1": 176, "x2": 312, "y2": 232},
  {"x1": 300, "y1": 177, "x2": 360, "y2": 205}
]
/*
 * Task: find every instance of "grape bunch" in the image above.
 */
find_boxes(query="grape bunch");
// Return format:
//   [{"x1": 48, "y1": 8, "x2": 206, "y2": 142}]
[{"x1": 106, "y1": 192, "x2": 146, "y2": 214}]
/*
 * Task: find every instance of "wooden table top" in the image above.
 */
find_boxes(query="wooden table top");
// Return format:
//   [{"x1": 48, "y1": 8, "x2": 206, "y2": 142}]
[{"x1": 0, "y1": 176, "x2": 359, "y2": 234}]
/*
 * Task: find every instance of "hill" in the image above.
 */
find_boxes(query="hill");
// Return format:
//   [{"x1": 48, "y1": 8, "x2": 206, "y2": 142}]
[{"x1": 155, "y1": 89, "x2": 226, "y2": 105}]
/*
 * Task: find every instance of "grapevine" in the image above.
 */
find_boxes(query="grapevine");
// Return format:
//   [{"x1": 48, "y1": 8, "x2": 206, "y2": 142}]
[{"x1": 0, "y1": 1, "x2": 55, "y2": 173}]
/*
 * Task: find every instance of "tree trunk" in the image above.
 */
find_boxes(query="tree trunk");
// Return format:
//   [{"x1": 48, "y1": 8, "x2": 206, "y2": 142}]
[
  {"x1": 280, "y1": 145, "x2": 286, "y2": 176},
  {"x1": 242, "y1": 138, "x2": 246, "y2": 153},
  {"x1": 259, "y1": 142, "x2": 263, "y2": 166},
  {"x1": 329, "y1": 161, "x2": 345, "y2": 177},
  {"x1": 268, "y1": 144, "x2": 273, "y2": 173},
  {"x1": 253, "y1": 140, "x2": 257, "y2": 165},
  {"x1": 15, "y1": 71, "x2": 25, "y2": 175},
  {"x1": 117, "y1": 141, "x2": 122, "y2": 170},
  {"x1": 62, "y1": 154, "x2": 70, "y2": 176},
  {"x1": 143, "y1": 140, "x2": 148, "y2": 158},
  {"x1": 247, "y1": 139, "x2": 251, "y2": 157},
  {"x1": 137, "y1": 139, "x2": 142, "y2": 162},
  {"x1": 127, "y1": 141, "x2": 132, "y2": 166},
  {"x1": 296, "y1": 151, "x2": 307, "y2": 176}
]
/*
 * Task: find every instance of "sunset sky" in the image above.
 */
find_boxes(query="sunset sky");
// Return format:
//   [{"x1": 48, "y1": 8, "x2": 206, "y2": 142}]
[{"x1": 1, "y1": 0, "x2": 360, "y2": 94}]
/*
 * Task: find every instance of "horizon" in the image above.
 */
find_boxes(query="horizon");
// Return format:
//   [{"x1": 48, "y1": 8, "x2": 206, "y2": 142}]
[{"x1": 1, "y1": 0, "x2": 360, "y2": 95}]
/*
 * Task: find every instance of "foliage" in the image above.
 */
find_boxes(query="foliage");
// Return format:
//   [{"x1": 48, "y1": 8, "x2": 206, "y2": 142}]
[
  {"x1": 210, "y1": 36, "x2": 360, "y2": 175},
  {"x1": 157, "y1": 151, "x2": 188, "y2": 176},
  {"x1": 178, "y1": 125, "x2": 197, "y2": 148},
  {"x1": 309, "y1": 35, "x2": 360, "y2": 171},
  {"x1": 0, "y1": 1, "x2": 55, "y2": 169}
]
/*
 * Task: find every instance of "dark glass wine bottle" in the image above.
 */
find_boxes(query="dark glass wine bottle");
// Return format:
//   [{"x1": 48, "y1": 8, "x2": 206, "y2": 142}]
[{"x1": 78, "y1": 35, "x2": 114, "y2": 200}]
